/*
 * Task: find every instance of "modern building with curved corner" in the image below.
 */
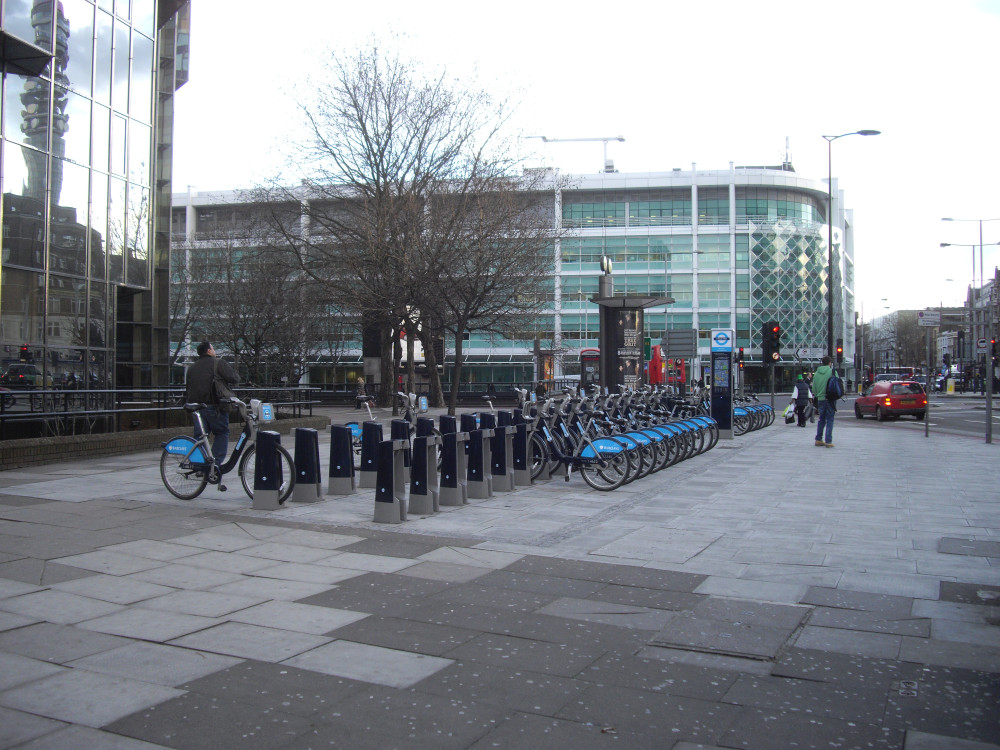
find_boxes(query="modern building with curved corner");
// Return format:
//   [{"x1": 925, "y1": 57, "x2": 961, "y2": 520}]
[
  {"x1": 548, "y1": 161, "x2": 855, "y2": 392},
  {"x1": 171, "y1": 160, "x2": 857, "y2": 394},
  {"x1": 1, "y1": 0, "x2": 190, "y2": 392}
]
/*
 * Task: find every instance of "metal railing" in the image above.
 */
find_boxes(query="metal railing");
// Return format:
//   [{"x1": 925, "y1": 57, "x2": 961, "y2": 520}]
[{"x1": 0, "y1": 386, "x2": 320, "y2": 440}]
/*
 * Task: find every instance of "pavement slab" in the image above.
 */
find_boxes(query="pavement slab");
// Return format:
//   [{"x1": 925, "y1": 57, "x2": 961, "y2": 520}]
[{"x1": 0, "y1": 405, "x2": 998, "y2": 747}]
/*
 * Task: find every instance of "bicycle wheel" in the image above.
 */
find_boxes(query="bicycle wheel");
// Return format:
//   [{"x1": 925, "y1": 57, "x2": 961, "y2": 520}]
[
  {"x1": 580, "y1": 438, "x2": 629, "y2": 491},
  {"x1": 529, "y1": 431, "x2": 549, "y2": 480},
  {"x1": 159, "y1": 439, "x2": 208, "y2": 500},
  {"x1": 238, "y1": 444, "x2": 296, "y2": 504}
]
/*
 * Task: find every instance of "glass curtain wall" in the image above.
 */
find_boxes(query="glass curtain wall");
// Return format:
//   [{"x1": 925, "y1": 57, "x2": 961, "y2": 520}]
[{"x1": 1, "y1": 0, "x2": 174, "y2": 391}]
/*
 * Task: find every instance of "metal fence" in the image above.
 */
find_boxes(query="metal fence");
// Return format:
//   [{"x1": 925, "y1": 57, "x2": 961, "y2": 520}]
[{"x1": 0, "y1": 387, "x2": 320, "y2": 440}]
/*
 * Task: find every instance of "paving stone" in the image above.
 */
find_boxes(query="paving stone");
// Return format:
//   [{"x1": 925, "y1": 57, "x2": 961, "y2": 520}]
[
  {"x1": 261, "y1": 528, "x2": 366, "y2": 550},
  {"x1": 68, "y1": 641, "x2": 242, "y2": 686},
  {"x1": 0, "y1": 609, "x2": 39, "y2": 631},
  {"x1": 168, "y1": 528, "x2": 264, "y2": 552},
  {"x1": 0, "y1": 577, "x2": 43, "y2": 599},
  {"x1": 0, "y1": 589, "x2": 124, "y2": 625},
  {"x1": 0, "y1": 651, "x2": 66, "y2": 690},
  {"x1": 0, "y1": 668, "x2": 182, "y2": 728},
  {"x1": 721, "y1": 672, "x2": 888, "y2": 723},
  {"x1": 394, "y1": 560, "x2": 493, "y2": 583},
  {"x1": 0, "y1": 704, "x2": 67, "y2": 748},
  {"x1": 103, "y1": 692, "x2": 314, "y2": 749},
  {"x1": 179, "y1": 659, "x2": 369, "y2": 717},
  {"x1": 939, "y1": 581, "x2": 1000, "y2": 608},
  {"x1": 794, "y1": 625, "x2": 903, "y2": 660},
  {"x1": 809, "y1": 605, "x2": 932, "y2": 636},
  {"x1": 938, "y1": 537, "x2": 1000, "y2": 557},
  {"x1": 294, "y1": 572, "x2": 455, "y2": 616},
  {"x1": 125, "y1": 563, "x2": 245, "y2": 590},
  {"x1": 466, "y1": 711, "x2": 650, "y2": 749},
  {"x1": 49, "y1": 550, "x2": 162, "y2": 576},
  {"x1": 283, "y1": 639, "x2": 453, "y2": 688},
  {"x1": 306, "y1": 685, "x2": 500, "y2": 750},
  {"x1": 474, "y1": 569, "x2": 607, "y2": 598},
  {"x1": 649, "y1": 611, "x2": 798, "y2": 660},
  {"x1": 587, "y1": 581, "x2": 706, "y2": 611},
  {"x1": 175, "y1": 549, "x2": 280, "y2": 574},
  {"x1": 719, "y1": 705, "x2": 903, "y2": 749},
  {"x1": 317, "y1": 551, "x2": 420, "y2": 573},
  {"x1": 0, "y1": 558, "x2": 96, "y2": 585},
  {"x1": 691, "y1": 596, "x2": 810, "y2": 629},
  {"x1": 228, "y1": 599, "x2": 369, "y2": 634},
  {"x1": 771, "y1": 647, "x2": 922, "y2": 689},
  {"x1": 430, "y1": 582, "x2": 557, "y2": 613},
  {"x1": 414, "y1": 660, "x2": 586, "y2": 714},
  {"x1": 0, "y1": 622, "x2": 133, "y2": 663},
  {"x1": 442, "y1": 632, "x2": 604, "y2": 677},
  {"x1": 208, "y1": 576, "x2": 334, "y2": 601},
  {"x1": 246, "y1": 561, "x2": 368, "y2": 585},
  {"x1": 536, "y1": 596, "x2": 677, "y2": 630},
  {"x1": 884, "y1": 664, "x2": 1000, "y2": 746},
  {"x1": 578, "y1": 651, "x2": 738, "y2": 701},
  {"x1": 801, "y1": 585, "x2": 917, "y2": 616},
  {"x1": 507, "y1": 555, "x2": 707, "y2": 591},
  {"x1": 323, "y1": 614, "x2": 480, "y2": 656},
  {"x1": 78, "y1": 607, "x2": 220, "y2": 642},
  {"x1": 50, "y1": 574, "x2": 176, "y2": 605},
  {"x1": 557, "y1": 683, "x2": 741, "y2": 745},
  {"x1": 339, "y1": 536, "x2": 452, "y2": 559},
  {"x1": 169, "y1": 622, "x2": 331, "y2": 662},
  {"x1": 140, "y1": 589, "x2": 264, "y2": 618},
  {"x1": 902, "y1": 729, "x2": 1000, "y2": 749},
  {"x1": 100, "y1": 539, "x2": 204, "y2": 562},
  {"x1": 235, "y1": 541, "x2": 338, "y2": 563},
  {"x1": 11, "y1": 724, "x2": 170, "y2": 749},
  {"x1": 417, "y1": 546, "x2": 524, "y2": 569}
]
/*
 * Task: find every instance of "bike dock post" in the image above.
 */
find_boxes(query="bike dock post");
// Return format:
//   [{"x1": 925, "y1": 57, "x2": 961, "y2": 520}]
[
  {"x1": 292, "y1": 428, "x2": 322, "y2": 502},
  {"x1": 327, "y1": 424, "x2": 356, "y2": 495},
  {"x1": 373, "y1": 438, "x2": 408, "y2": 524},
  {"x1": 358, "y1": 421, "x2": 383, "y2": 489},
  {"x1": 482, "y1": 412, "x2": 515, "y2": 492},
  {"x1": 390, "y1": 419, "x2": 411, "y2": 483},
  {"x1": 409, "y1": 417, "x2": 440, "y2": 514},
  {"x1": 252, "y1": 431, "x2": 286, "y2": 511},
  {"x1": 511, "y1": 409, "x2": 531, "y2": 486},
  {"x1": 462, "y1": 413, "x2": 493, "y2": 499},
  {"x1": 438, "y1": 415, "x2": 468, "y2": 506}
]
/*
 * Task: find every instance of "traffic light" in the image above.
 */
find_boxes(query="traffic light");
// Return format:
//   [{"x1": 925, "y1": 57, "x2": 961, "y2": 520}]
[
  {"x1": 836, "y1": 338, "x2": 844, "y2": 364},
  {"x1": 943, "y1": 352, "x2": 951, "y2": 367},
  {"x1": 764, "y1": 321, "x2": 782, "y2": 363},
  {"x1": 993, "y1": 338, "x2": 997, "y2": 366},
  {"x1": 761, "y1": 323, "x2": 773, "y2": 363},
  {"x1": 738, "y1": 347, "x2": 744, "y2": 363}
]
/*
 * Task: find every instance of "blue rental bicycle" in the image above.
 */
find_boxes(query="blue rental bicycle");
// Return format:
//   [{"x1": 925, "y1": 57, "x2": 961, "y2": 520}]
[{"x1": 160, "y1": 397, "x2": 295, "y2": 502}]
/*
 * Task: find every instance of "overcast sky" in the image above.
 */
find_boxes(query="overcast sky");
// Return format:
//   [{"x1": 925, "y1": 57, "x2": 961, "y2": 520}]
[{"x1": 172, "y1": 0, "x2": 1000, "y2": 316}]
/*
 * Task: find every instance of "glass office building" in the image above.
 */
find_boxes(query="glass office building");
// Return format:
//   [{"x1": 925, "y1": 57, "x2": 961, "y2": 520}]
[
  {"x1": 174, "y1": 162, "x2": 856, "y2": 393},
  {"x1": 1, "y1": 0, "x2": 189, "y2": 389}
]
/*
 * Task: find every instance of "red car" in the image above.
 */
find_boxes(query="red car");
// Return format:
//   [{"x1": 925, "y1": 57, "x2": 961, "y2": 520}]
[{"x1": 855, "y1": 380, "x2": 927, "y2": 421}]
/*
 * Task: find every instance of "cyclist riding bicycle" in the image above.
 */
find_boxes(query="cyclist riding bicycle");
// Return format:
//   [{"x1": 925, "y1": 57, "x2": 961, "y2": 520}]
[{"x1": 185, "y1": 341, "x2": 239, "y2": 463}]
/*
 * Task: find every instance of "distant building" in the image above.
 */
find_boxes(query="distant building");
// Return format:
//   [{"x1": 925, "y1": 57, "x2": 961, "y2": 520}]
[
  {"x1": 172, "y1": 161, "x2": 858, "y2": 392},
  {"x1": 1, "y1": 0, "x2": 190, "y2": 388}
]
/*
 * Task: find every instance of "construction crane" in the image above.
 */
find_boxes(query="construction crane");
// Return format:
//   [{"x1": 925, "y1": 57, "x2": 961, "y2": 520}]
[{"x1": 526, "y1": 135, "x2": 625, "y2": 173}]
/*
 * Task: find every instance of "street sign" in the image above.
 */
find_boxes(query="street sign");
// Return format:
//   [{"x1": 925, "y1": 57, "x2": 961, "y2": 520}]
[
  {"x1": 917, "y1": 310, "x2": 940, "y2": 327},
  {"x1": 978, "y1": 337, "x2": 988, "y2": 352},
  {"x1": 795, "y1": 347, "x2": 825, "y2": 359},
  {"x1": 710, "y1": 329, "x2": 733, "y2": 352},
  {"x1": 660, "y1": 328, "x2": 697, "y2": 358}
]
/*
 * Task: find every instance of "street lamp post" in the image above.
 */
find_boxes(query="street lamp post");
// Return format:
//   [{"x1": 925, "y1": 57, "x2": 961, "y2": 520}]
[
  {"x1": 940, "y1": 226, "x2": 1000, "y2": 445},
  {"x1": 823, "y1": 130, "x2": 880, "y2": 360}
]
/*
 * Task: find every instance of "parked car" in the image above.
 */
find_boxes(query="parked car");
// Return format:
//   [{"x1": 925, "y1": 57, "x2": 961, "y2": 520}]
[
  {"x1": 855, "y1": 380, "x2": 927, "y2": 421},
  {"x1": 0, "y1": 363, "x2": 39, "y2": 388}
]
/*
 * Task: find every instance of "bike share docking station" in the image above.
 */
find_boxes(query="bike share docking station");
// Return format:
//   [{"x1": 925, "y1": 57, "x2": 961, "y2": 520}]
[
  {"x1": 709, "y1": 328, "x2": 734, "y2": 440},
  {"x1": 292, "y1": 428, "x2": 323, "y2": 502},
  {"x1": 327, "y1": 424, "x2": 357, "y2": 495}
]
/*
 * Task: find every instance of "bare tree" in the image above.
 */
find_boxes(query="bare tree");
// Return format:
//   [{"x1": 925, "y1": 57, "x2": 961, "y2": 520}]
[{"x1": 256, "y1": 42, "x2": 558, "y2": 410}]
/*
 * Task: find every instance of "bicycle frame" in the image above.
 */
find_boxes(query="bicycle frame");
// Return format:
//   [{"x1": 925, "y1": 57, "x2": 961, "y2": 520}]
[{"x1": 162, "y1": 400, "x2": 258, "y2": 481}]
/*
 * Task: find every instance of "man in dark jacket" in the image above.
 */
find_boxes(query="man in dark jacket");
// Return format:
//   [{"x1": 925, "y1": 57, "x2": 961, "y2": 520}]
[{"x1": 185, "y1": 341, "x2": 239, "y2": 462}]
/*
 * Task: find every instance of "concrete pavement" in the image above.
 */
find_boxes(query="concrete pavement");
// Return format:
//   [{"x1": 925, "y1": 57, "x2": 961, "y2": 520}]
[{"x1": 0, "y1": 405, "x2": 997, "y2": 748}]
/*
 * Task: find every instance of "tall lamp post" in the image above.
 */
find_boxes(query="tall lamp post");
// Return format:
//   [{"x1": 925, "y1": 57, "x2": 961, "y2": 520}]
[
  {"x1": 940, "y1": 222, "x2": 1000, "y2": 444},
  {"x1": 823, "y1": 130, "x2": 880, "y2": 359}
]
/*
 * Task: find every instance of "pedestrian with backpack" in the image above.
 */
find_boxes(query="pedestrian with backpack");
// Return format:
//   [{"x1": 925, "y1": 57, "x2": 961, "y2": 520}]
[{"x1": 811, "y1": 355, "x2": 841, "y2": 447}]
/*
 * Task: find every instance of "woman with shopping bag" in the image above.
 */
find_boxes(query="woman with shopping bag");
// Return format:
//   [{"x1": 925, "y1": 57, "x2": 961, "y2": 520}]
[{"x1": 792, "y1": 374, "x2": 813, "y2": 428}]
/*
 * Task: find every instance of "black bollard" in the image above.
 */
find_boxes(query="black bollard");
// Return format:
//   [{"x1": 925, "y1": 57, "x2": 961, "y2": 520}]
[
  {"x1": 358, "y1": 421, "x2": 382, "y2": 489},
  {"x1": 327, "y1": 424, "x2": 357, "y2": 495},
  {"x1": 292, "y1": 428, "x2": 322, "y2": 502},
  {"x1": 373, "y1": 438, "x2": 408, "y2": 524},
  {"x1": 252, "y1": 431, "x2": 284, "y2": 510}
]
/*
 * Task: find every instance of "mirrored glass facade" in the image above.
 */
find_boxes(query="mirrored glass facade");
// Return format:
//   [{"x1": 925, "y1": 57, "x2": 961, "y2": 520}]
[{"x1": 1, "y1": 0, "x2": 189, "y2": 389}]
